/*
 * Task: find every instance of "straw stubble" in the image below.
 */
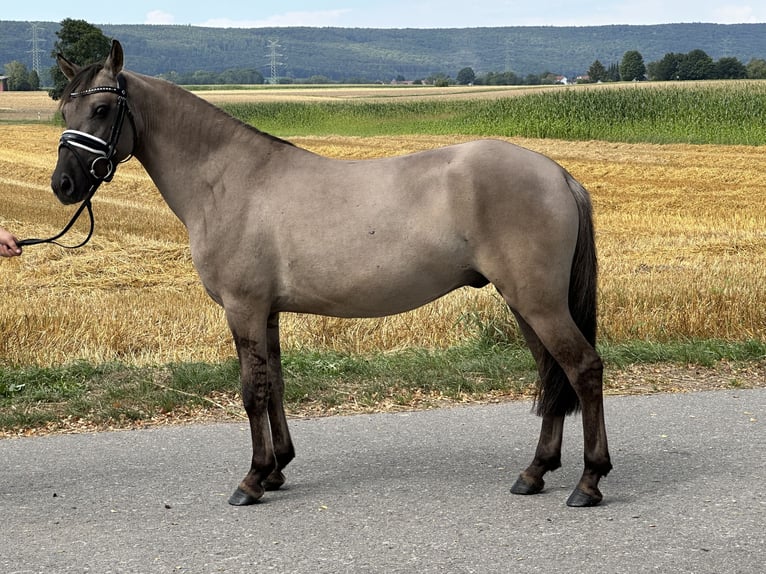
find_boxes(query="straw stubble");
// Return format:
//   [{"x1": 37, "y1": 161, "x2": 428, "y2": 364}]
[{"x1": 2, "y1": 126, "x2": 763, "y2": 366}]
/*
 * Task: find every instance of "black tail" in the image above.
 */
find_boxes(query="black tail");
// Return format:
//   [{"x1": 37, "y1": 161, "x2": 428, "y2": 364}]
[{"x1": 535, "y1": 173, "x2": 598, "y2": 417}]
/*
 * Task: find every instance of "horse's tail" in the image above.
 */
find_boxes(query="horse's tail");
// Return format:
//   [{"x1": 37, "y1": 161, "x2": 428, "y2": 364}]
[{"x1": 535, "y1": 173, "x2": 598, "y2": 417}]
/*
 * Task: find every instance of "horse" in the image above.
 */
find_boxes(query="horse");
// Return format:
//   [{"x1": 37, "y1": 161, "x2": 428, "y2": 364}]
[{"x1": 51, "y1": 40, "x2": 611, "y2": 507}]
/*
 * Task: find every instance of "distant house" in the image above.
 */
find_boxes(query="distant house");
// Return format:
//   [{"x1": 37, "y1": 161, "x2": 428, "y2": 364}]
[
  {"x1": 542, "y1": 73, "x2": 568, "y2": 85},
  {"x1": 0, "y1": 76, "x2": 8, "y2": 91}
]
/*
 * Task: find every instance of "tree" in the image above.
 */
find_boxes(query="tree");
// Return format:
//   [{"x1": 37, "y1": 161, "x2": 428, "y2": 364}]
[
  {"x1": 647, "y1": 52, "x2": 684, "y2": 81},
  {"x1": 4, "y1": 61, "x2": 32, "y2": 90},
  {"x1": 28, "y1": 69, "x2": 40, "y2": 91},
  {"x1": 747, "y1": 58, "x2": 766, "y2": 79},
  {"x1": 48, "y1": 19, "x2": 112, "y2": 100},
  {"x1": 478, "y1": 71, "x2": 520, "y2": 86},
  {"x1": 677, "y1": 49, "x2": 714, "y2": 80},
  {"x1": 219, "y1": 68, "x2": 265, "y2": 85},
  {"x1": 606, "y1": 63, "x2": 621, "y2": 82},
  {"x1": 714, "y1": 57, "x2": 747, "y2": 79},
  {"x1": 587, "y1": 60, "x2": 607, "y2": 82},
  {"x1": 429, "y1": 73, "x2": 451, "y2": 87},
  {"x1": 620, "y1": 50, "x2": 646, "y2": 81},
  {"x1": 524, "y1": 73, "x2": 541, "y2": 85},
  {"x1": 456, "y1": 67, "x2": 476, "y2": 85}
]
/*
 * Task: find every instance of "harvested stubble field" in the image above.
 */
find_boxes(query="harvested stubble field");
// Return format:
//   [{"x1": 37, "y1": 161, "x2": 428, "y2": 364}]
[{"x1": 1, "y1": 114, "x2": 765, "y2": 369}]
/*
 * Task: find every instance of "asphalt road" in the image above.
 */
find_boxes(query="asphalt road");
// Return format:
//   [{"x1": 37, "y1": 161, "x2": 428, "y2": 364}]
[{"x1": 1, "y1": 389, "x2": 764, "y2": 574}]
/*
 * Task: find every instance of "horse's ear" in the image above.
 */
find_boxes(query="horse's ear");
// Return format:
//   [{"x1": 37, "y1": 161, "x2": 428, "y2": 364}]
[
  {"x1": 104, "y1": 39, "x2": 124, "y2": 77},
  {"x1": 57, "y1": 53, "x2": 79, "y2": 81}
]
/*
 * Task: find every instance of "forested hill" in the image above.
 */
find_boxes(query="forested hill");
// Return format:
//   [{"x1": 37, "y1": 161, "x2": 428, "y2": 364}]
[{"x1": 2, "y1": 21, "x2": 765, "y2": 82}]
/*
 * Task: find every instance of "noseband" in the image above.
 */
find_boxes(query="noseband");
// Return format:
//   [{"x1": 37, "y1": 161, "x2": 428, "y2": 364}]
[{"x1": 19, "y1": 74, "x2": 135, "y2": 248}]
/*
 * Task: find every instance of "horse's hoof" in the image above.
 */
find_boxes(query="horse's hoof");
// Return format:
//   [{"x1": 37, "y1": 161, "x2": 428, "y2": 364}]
[
  {"x1": 566, "y1": 487, "x2": 602, "y2": 507},
  {"x1": 228, "y1": 485, "x2": 263, "y2": 506},
  {"x1": 510, "y1": 474, "x2": 544, "y2": 495},
  {"x1": 263, "y1": 470, "x2": 286, "y2": 491}
]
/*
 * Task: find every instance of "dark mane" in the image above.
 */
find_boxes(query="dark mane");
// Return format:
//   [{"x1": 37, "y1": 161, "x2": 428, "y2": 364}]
[
  {"x1": 201, "y1": 93, "x2": 295, "y2": 148},
  {"x1": 156, "y1": 76, "x2": 297, "y2": 148},
  {"x1": 198, "y1": 92, "x2": 296, "y2": 148},
  {"x1": 240, "y1": 118, "x2": 296, "y2": 148},
  {"x1": 61, "y1": 63, "x2": 295, "y2": 149}
]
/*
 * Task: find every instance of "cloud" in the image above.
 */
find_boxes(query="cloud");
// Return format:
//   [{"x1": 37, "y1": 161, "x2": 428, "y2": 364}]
[
  {"x1": 145, "y1": 10, "x2": 175, "y2": 25},
  {"x1": 200, "y1": 10, "x2": 351, "y2": 28},
  {"x1": 713, "y1": 4, "x2": 760, "y2": 23}
]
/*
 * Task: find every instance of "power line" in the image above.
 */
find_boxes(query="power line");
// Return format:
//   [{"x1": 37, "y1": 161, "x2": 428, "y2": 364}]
[
  {"x1": 28, "y1": 23, "x2": 45, "y2": 78},
  {"x1": 267, "y1": 39, "x2": 283, "y2": 84}
]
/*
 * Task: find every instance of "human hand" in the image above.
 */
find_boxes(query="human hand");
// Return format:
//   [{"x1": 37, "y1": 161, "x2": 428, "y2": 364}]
[{"x1": 0, "y1": 226, "x2": 22, "y2": 257}]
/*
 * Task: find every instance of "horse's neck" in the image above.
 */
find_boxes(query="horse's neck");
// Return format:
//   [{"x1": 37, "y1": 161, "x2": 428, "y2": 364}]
[{"x1": 129, "y1": 73, "x2": 278, "y2": 226}]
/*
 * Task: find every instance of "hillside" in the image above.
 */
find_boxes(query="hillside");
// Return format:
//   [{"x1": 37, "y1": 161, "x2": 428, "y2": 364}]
[{"x1": 2, "y1": 21, "x2": 765, "y2": 83}]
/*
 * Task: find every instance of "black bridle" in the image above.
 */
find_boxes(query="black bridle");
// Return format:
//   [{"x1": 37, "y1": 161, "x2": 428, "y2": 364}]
[{"x1": 19, "y1": 74, "x2": 135, "y2": 248}]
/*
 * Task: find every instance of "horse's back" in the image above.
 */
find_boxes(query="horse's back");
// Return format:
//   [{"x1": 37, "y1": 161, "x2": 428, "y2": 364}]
[{"x1": 284, "y1": 138, "x2": 576, "y2": 228}]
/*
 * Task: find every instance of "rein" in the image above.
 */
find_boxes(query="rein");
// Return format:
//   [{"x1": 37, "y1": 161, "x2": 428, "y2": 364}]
[
  {"x1": 17, "y1": 196, "x2": 95, "y2": 249},
  {"x1": 18, "y1": 74, "x2": 134, "y2": 249}
]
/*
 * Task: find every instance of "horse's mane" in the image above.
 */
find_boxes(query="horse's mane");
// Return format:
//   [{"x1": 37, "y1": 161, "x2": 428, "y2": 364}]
[
  {"x1": 201, "y1": 95, "x2": 296, "y2": 148},
  {"x1": 58, "y1": 61, "x2": 295, "y2": 148},
  {"x1": 136, "y1": 71, "x2": 296, "y2": 148}
]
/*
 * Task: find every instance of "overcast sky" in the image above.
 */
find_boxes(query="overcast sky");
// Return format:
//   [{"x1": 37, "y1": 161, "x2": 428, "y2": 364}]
[{"x1": 5, "y1": 1, "x2": 766, "y2": 28}]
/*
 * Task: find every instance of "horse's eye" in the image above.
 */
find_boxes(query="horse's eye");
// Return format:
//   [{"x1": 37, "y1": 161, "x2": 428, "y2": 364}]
[{"x1": 94, "y1": 105, "x2": 109, "y2": 118}]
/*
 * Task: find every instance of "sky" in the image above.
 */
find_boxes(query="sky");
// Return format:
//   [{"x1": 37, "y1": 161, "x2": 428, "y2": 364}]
[{"x1": 4, "y1": 1, "x2": 766, "y2": 28}]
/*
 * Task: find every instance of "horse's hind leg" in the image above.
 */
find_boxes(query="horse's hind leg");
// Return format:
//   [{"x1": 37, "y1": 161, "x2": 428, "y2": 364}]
[
  {"x1": 510, "y1": 307, "x2": 611, "y2": 506},
  {"x1": 508, "y1": 312, "x2": 565, "y2": 496},
  {"x1": 263, "y1": 313, "x2": 295, "y2": 491}
]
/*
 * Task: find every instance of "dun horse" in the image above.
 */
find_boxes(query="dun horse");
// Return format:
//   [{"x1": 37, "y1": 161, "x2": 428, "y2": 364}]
[{"x1": 51, "y1": 41, "x2": 611, "y2": 507}]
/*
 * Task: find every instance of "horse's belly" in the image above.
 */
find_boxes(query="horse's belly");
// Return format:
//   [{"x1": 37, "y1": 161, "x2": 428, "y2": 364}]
[{"x1": 276, "y1": 260, "x2": 477, "y2": 318}]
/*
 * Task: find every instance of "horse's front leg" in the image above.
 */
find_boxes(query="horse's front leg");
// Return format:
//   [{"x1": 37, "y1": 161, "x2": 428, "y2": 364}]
[
  {"x1": 227, "y1": 318, "x2": 276, "y2": 506},
  {"x1": 262, "y1": 312, "x2": 295, "y2": 491}
]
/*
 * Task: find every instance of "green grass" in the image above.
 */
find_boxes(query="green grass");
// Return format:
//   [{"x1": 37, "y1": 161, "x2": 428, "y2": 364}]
[
  {"x1": 223, "y1": 83, "x2": 766, "y2": 145},
  {"x1": 2, "y1": 338, "x2": 764, "y2": 432},
  {"x1": 600, "y1": 338, "x2": 766, "y2": 368}
]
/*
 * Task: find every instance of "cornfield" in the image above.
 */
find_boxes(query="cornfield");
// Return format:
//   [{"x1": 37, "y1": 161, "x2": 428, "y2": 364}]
[{"x1": 224, "y1": 81, "x2": 766, "y2": 144}]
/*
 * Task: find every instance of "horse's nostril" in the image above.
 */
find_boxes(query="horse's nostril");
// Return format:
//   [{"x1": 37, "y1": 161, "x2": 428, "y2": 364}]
[
  {"x1": 52, "y1": 172, "x2": 76, "y2": 203},
  {"x1": 59, "y1": 174, "x2": 72, "y2": 196}
]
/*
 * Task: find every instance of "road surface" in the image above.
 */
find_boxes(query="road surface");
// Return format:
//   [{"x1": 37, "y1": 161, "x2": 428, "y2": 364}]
[{"x1": 1, "y1": 389, "x2": 764, "y2": 573}]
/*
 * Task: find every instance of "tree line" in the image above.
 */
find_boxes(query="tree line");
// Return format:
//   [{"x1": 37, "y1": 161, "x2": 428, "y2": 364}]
[
  {"x1": 585, "y1": 49, "x2": 766, "y2": 83},
  {"x1": 452, "y1": 49, "x2": 766, "y2": 86},
  {"x1": 4, "y1": 20, "x2": 766, "y2": 92}
]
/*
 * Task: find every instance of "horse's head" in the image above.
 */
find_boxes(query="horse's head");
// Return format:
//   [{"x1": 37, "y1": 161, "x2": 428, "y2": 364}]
[{"x1": 52, "y1": 40, "x2": 136, "y2": 205}]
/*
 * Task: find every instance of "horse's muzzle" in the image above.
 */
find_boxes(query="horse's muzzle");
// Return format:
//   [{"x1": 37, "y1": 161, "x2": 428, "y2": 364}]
[
  {"x1": 51, "y1": 147, "x2": 102, "y2": 205},
  {"x1": 51, "y1": 170, "x2": 79, "y2": 205}
]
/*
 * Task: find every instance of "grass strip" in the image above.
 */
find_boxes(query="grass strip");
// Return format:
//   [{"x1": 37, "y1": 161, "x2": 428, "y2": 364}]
[{"x1": 1, "y1": 339, "x2": 764, "y2": 433}]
